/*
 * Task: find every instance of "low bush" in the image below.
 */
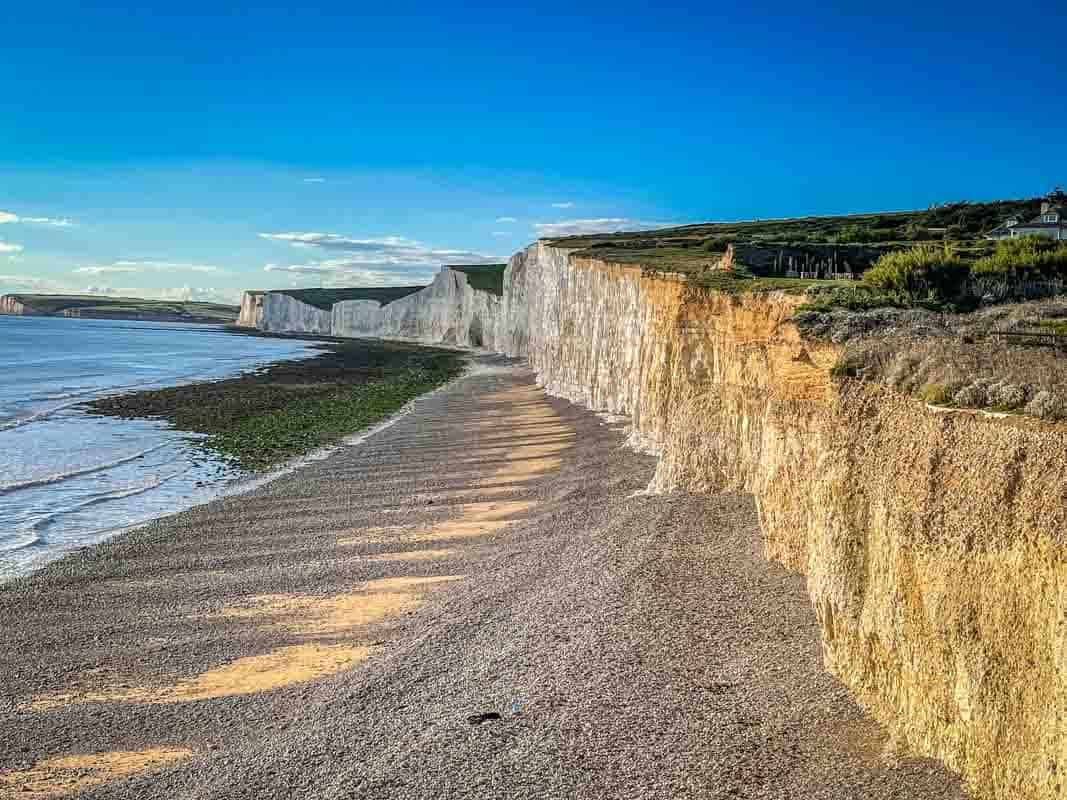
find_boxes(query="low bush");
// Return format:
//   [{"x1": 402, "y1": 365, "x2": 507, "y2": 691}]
[
  {"x1": 863, "y1": 245, "x2": 970, "y2": 304},
  {"x1": 972, "y1": 237, "x2": 1067, "y2": 281},
  {"x1": 918, "y1": 383, "x2": 954, "y2": 405}
]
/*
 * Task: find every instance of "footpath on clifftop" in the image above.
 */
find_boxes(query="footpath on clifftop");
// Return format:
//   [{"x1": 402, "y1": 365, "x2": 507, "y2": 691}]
[{"x1": 0, "y1": 357, "x2": 966, "y2": 799}]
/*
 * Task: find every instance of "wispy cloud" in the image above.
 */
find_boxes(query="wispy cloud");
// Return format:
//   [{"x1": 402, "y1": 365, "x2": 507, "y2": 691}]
[
  {"x1": 551, "y1": 202, "x2": 576, "y2": 209},
  {"x1": 495, "y1": 216, "x2": 518, "y2": 224},
  {"x1": 0, "y1": 211, "x2": 74, "y2": 227},
  {"x1": 302, "y1": 177, "x2": 326, "y2": 183},
  {"x1": 259, "y1": 232, "x2": 500, "y2": 266},
  {"x1": 74, "y1": 266, "x2": 140, "y2": 275},
  {"x1": 264, "y1": 259, "x2": 438, "y2": 288},
  {"x1": 491, "y1": 231, "x2": 511, "y2": 237},
  {"x1": 0, "y1": 273, "x2": 68, "y2": 291},
  {"x1": 0, "y1": 272, "x2": 239, "y2": 304},
  {"x1": 73, "y1": 260, "x2": 224, "y2": 276},
  {"x1": 535, "y1": 218, "x2": 640, "y2": 237},
  {"x1": 0, "y1": 242, "x2": 24, "y2": 254}
]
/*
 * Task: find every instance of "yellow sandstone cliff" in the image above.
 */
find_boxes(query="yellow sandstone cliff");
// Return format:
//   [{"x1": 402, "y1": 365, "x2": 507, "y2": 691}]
[
  {"x1": 507, "y1": 241, "x2": 1065, "y2": 800},
  {"x1": 237, "y1": 239, "x2": 1065, "y2": 798}
]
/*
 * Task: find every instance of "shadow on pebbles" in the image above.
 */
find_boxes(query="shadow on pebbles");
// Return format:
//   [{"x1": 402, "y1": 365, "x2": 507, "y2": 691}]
[{"x1": 0, "y1": 356, "x2": 967, "y2": 799}]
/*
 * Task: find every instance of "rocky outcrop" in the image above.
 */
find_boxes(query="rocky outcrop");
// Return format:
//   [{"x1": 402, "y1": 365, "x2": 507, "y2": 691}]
[
  {"x1": 332, "y1": 267, "x2": 504, "y2": 349},
  {"x1": 506, "y1": 241, "x2": 1065, "y2": 800},
  {"x1": 237, "y1": 291, "x2": 264, "y2": 328},
  {"x1": 258, "y1": 293, "x2": 331, "y2": 335}
]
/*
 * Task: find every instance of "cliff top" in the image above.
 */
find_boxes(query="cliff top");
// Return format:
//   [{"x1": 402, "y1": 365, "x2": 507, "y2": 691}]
[
  {"x1": 545, "y1": 198, "x2": 1045, "y2": 289},
  {"x1": 4, "y1": 294, "x2": 239, "y2": 321},
  {"x1": 546, "y1": 197, "x2": 1042, "y2": 253},
  {"x1": 451, "y1": 264, "x2": 507, "y2": 296}
]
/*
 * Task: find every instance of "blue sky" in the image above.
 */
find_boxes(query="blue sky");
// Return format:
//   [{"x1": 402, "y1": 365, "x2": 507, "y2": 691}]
[{"x1": 2, "y1": 1, "x2": 1064, "y2": 303}]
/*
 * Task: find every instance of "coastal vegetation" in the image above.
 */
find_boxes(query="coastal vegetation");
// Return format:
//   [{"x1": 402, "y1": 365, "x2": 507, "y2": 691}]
[
  {"x1": 549, "y1": 197, "x2": 1042, "y2": 255},
  {"x1": 0, "y1": 294, "x2": 239, "y2": 322},
  {"x1": 797, "y1": 238, "x2": 1067, "y2": 313},
  {"x1": 451, "y1": 263, "x2": 507, "y2": 295},
  {"x1": 85, "y1": 339, "x2": 463, "y2": 469},
  {"x1": 279, "y1": 286, "x2": 426, "y2": 310}
]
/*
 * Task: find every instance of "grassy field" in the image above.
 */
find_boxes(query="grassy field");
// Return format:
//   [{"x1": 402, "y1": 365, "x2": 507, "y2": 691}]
[
  {"x1": 546, "y1": 198, "x2": 1039, "y2": 281},
  {"x1": 452, "y1": 264, "x2": 507, "y2": 295},
  {"x1": 85, "y1": 338, "x2": 464, "y2": 470},
  {"x1": 280, "y1": 286, "x2": 425, "y2": 310},
  {"x1": 5, "y1": 294, "x2": 238, "y2": 321}
]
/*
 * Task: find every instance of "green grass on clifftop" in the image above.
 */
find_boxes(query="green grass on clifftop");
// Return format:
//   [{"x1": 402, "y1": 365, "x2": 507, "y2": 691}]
[
  {"x1": 6, "y1": 294, "x2": 238, "y2": 321},
  {"x1": 85, "y1": 339, "x2": 464, "y2": 470},
  {"x1": 452, "y1": 264, "x2": 507, "y2": 296},
  {"x1": 280, "y1": 286, "x2": 426, "y2": 310}
]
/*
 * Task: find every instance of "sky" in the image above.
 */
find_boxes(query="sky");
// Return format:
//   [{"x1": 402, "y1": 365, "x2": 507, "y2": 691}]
[{"x1": 2, "y1": 1, "x2": 1065, "y2": 305}]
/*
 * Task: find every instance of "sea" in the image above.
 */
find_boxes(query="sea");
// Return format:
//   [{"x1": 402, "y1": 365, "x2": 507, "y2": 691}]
[{"x1": 0, "y1": 316, "x2": 317, "y2": 580}]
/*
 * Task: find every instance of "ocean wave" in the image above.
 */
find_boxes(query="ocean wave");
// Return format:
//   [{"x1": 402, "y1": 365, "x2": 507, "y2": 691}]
[
  {"x1": 0, "y1": 443, "x2": 171, "y2": 495},
  {"x1": 24, "y1": 468, "x2": 192, "y2": 536},
  {"x1": 0, "y1": 530, "x2": 42, "y2": 554}
]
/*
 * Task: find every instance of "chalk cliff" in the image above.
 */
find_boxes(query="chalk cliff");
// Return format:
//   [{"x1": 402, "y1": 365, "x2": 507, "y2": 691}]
[
  {"x1": 332, "y1": 266, "x2": 504, "y2": 349},
  {"x1": 257, "y1": 292, "x2": 332, "y2": 335},
  {"x1": 237, "y1": 291, "x2": 264, "y2": 328},
  {"x1": 506, "y1": 241, "x2": 1065, "y2": 800},
  {"x1": 240, "y1": 239, "x2": 1065, "y2": 799},
  {"x1": 0, "y1": 295, "x2": 36, "y2": 315}
]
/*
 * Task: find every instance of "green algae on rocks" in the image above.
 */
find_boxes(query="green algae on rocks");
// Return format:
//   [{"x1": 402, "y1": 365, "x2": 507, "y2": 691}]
[{"x1": 84, "y1": 339, "x2": 464, "y2": 470}]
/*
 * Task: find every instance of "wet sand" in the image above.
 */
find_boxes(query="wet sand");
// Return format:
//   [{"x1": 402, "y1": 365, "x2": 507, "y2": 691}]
[{"x1": 0, "y1": 357, "x2": 966, "y2": 799}]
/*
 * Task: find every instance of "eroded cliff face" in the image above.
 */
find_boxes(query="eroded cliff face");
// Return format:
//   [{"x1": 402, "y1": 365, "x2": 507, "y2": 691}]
[
  {"x1": 509, "y1": 241, "x2": 1066, "y2": 800},
  {"x1": 332, "y1": 267, "x2": 503, "y2": 349},
  {"x1": 0, "y1": 296, "x2": 33, "y2": 316},
  {"x1": 258, "y1": 293, "x2": 331, "y2": 335},
  {"x1": 237, "y1": 291, "x2": 264, "y2": 328}
]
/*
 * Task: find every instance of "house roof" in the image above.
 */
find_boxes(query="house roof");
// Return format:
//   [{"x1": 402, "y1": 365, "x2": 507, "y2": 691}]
[{"x1": 1013, "y1": 222, "x2": 1066, "y2": 230}]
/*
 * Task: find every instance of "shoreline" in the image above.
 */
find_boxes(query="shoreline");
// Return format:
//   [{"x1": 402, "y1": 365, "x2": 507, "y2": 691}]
[{"x1": 83, "y1": 337, "x2": 465, "y2": 471}]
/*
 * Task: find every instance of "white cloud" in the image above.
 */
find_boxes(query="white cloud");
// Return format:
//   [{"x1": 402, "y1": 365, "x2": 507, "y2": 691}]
[
  {"x1": 0, "y1": 242, "x2": 24, "y2": 253},
  {"x1": 491, "y1": 231, "x2": 511, "y2": 237},
  {"x1": 73, "y1": 260, "x2": 224, "y2": 276},
  {"x1": 533, "y1": 218, "x2": 680, "y2": 238},
  {"x1": 74, "y1": 266, "x2": 140, "y2": 275},
  {"x1": 0, "y1": 272, "x2": 239, "y2": 305},
  {"x1": 302, "y1": 177, "x2": 326, "y2": 183},
  {"x1": 495, "y1": 216, "x2": 518, "y2": 224},
  {"x1": 0, "y1": 211, "x2": 74, "y2": 227},
  {"x1": 534, "y1": 218, "x2": 638, "y2": 237},
  {"x1": 0, "y1": 273, "x2": 68, "y2": 291},
  {"x1": 264, "y1": 259, "x2": 438, "y2": 288},
  {"x1": 258, "y1": 231, "x2": 500, "y2": 269},
  {"x1": 551, "y1": 202, "x2": 576, "y2": 209}
]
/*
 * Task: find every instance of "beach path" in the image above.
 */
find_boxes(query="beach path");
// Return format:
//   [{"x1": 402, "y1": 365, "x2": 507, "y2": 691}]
[{"x1": 0, "y1": 356, "x2": 967, "y2": 799}]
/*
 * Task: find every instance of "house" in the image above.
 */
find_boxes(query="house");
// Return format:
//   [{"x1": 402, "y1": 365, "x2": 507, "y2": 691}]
[{"x1": 987, "y1": 188, "x2": 1067, "y2": 240}]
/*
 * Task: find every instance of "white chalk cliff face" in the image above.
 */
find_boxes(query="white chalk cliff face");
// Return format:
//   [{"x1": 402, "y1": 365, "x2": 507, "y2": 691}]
[
  {"x1": 332, "y1": 267, "x2": 504, "y2": 349},
  {"x1": 0, "y1": 296, "x2": 33, "y2": 315},
  {"x1": 257, "y1": 293, "x2": 331, "y2": 335},
  {"x1": 241, "y1": 239, "x2": 1065, "y2": 800},
  {"x1": 236, "y1": 291, "x2": 264, "y2": 328}
]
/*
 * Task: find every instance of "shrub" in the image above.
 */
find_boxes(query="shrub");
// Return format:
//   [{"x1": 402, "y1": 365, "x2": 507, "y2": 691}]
[
  {"x1": 702, "y1": 236, "x2": 735, "y2": 253},
  {"x1": 1025, "y1": 390, "x2": 1065, "y2": 420},
  {"x1": 918, "y1": 383, "x2": 954, "y2": 405},
  {"x1": 799, "y1": 286, "x2": 904, "y2": 313},
  {"x1": 989, "y1": 382, "x2": 1028, "y2": 409},
  {"x1": 972, "y1": 236, "x2": 1067, "y2": 281},
  {"x1": 863, "y1": 245, "x2": 970, "y2": 304},
  {"x1": 953, "y1": 381, "x2": 989, "y2": 408}
]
